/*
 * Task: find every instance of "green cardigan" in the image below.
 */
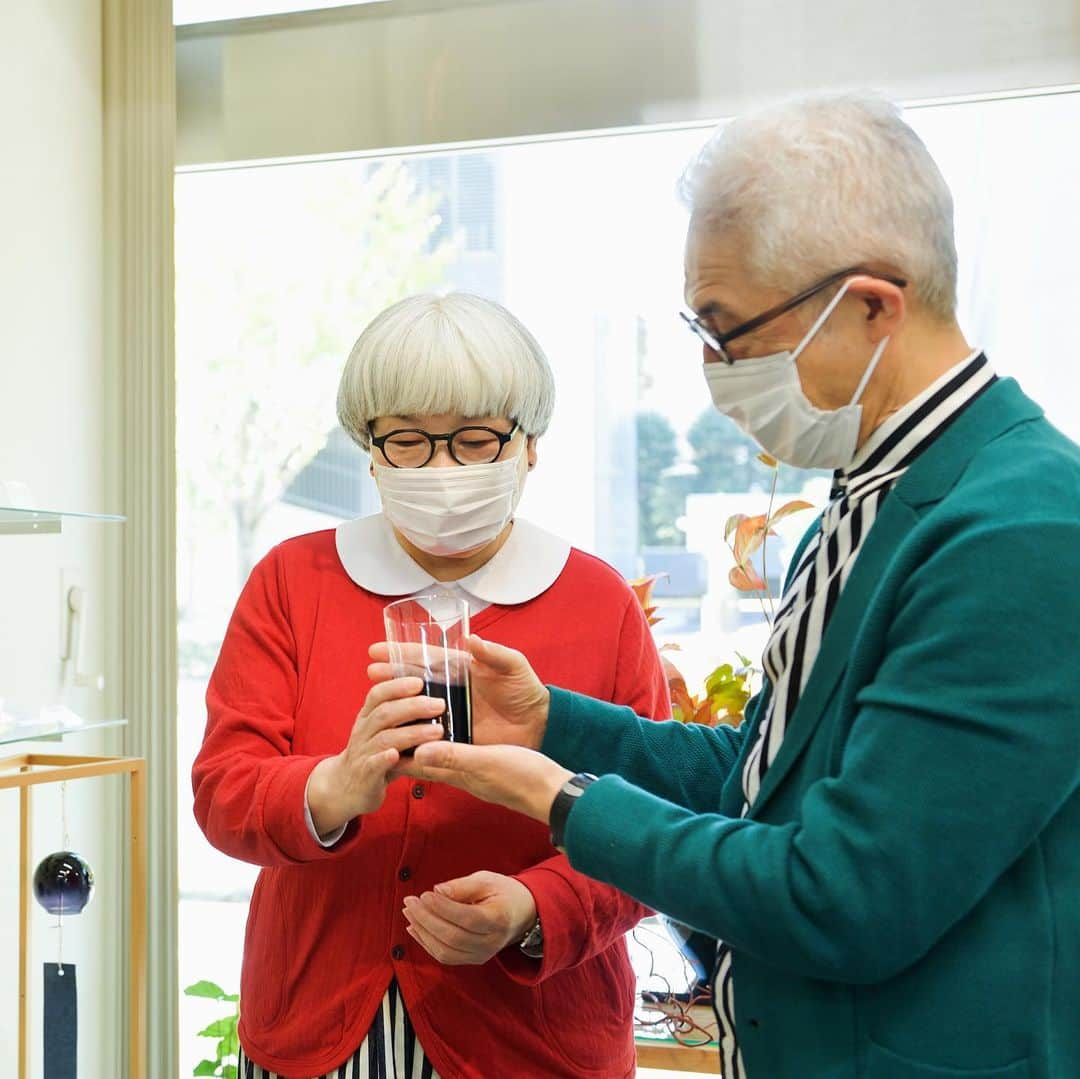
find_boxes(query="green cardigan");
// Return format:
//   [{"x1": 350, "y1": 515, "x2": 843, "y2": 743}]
[{"x1": 544, "y1": 378, "x2": 1080, "y2": 1078}]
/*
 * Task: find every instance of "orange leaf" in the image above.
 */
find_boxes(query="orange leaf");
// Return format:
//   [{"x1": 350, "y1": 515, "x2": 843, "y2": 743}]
[
  {"x1": 693, "y1": 700, "x2": 718, "y2": 726},
  {"x1": 627, "y1": 573, "x2": 667, "y2": 626},
  {"x1": 733, "y1": 514, "x2": 773, "y2": 564},
  {"x1": 766, "y1": 499, "x2": 814, "y2": 530},
  {"x1": 729, "y1": 563, "x2": 766, "y2": 592},
  {"x1": 669, "y1": 677, "x2": 694, "y2": 707},
  {"x1": 724, "y1": 513, "x2": 746, "y2": 544},
  {"x1": 662, "y1": 656, "x2": 687, "y2": 692},
  {"x1": 671, "y1": 684, "x2": 698, "y2": 723},
  {"x1": 627, "y1": 573, "x2": 665, "y2": 607}
]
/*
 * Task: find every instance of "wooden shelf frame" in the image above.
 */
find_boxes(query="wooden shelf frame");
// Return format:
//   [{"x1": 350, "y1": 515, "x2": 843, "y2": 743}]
[{"x1": 0, "y1": 752, "x2": 146, "y2": 1079}]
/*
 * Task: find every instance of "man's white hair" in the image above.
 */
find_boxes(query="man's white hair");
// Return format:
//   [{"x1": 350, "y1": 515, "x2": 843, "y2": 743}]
[
  {"x1": 680, "y1": 92, "x2": 958, "y2": 318},
  {"x1": 337, "y1": 292, "x2": 556, "y2": 451}
]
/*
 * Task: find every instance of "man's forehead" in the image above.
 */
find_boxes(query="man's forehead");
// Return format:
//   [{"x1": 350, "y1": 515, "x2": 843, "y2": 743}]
[
  {"x1": 685, "y1": 223, "x2": 740, "y2": 280},
  {"x1": 684, "y1": 225, "x2": 782, "y2": 317},
  {"x1": 684, "y1": 243, "x2": 744, "y2": 316}
]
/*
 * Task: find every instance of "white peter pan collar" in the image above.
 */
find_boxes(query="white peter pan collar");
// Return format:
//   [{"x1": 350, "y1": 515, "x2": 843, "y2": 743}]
[{"x1": 335, "y1": 513, "x2": 572, "y2": 606}]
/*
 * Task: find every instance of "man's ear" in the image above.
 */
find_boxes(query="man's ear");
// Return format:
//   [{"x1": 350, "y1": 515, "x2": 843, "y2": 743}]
[{"x1": 848, "y1": 274, "x2": 906, "y2": 342}]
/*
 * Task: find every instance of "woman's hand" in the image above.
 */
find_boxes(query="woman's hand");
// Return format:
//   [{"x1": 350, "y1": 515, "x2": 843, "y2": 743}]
[
  {"x1": 368, "y1": 635, "x2": 551, "y2": 749},
  {"x1": 402, "y1": 871, "x2": 538, "y2": 966},
  {"x1": 306, "y1": 678, "x2": 447, "y2": 835},
  {"x1": 395, "y1": 741, "x2": 573, "y2": 824}
]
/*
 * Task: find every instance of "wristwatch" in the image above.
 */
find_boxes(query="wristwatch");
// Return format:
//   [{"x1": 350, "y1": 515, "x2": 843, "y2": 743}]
[{"x1": 549, "y1": 773, "x2": 598, "y2": 852}]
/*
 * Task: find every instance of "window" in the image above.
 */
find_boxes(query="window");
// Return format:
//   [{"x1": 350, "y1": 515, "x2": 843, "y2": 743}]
[
  {"x1": 176, "y1": 89, "x2": 1080, "y2": 1073},
  {"x1": 173, "y1": 0, "x2": 389, "y2": 26}
]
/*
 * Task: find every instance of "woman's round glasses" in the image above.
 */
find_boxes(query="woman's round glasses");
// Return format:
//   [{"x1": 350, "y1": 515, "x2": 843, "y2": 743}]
[{"x1": 371, "y1": 422, "x2": 520, "y2": 468}]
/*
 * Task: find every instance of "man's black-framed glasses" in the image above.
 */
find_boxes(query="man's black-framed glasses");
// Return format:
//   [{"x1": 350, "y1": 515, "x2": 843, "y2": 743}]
[
  {"x1": 371, "y1": 422, "x2": 520, "y2": 468},
  {"x1": 680, "y1": 265, "x2": 908, "y2": 365}
]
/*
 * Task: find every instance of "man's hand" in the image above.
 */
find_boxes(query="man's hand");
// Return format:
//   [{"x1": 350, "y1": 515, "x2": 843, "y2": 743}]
[
  {"x1": 369, "y1": 635, "x2": 551, "y2": 749},
  {"x1": 394, "y1": 741, "x2": 573, "y2": 823},
  {"x1": 402, "y1": 871, "x2": 538, "y2": 966}
]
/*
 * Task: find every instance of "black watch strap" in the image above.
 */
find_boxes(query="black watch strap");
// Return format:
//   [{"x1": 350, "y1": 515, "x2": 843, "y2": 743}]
[{"x1": 549, "y1": 773, "x2": 598, "y2": 851}]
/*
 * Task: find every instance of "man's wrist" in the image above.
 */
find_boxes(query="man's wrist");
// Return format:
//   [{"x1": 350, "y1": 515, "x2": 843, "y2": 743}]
[{"x1": 537, "y1": 764, "x2": 574, "y2": 824}]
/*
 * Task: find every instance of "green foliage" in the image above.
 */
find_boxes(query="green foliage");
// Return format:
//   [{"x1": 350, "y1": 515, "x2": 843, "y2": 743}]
[
  {"x1": 704, "y1": 663, "x2": 750, "y2": 713},
  {"x1": 688, "y1": 408, "x2": 815, "y2": 493},
  {"x1": 184, "y1": 980, "x2": 239, "y2": 1078},
  {"x1": 670, "y1": 660, "x2": 752, "y2": 726},
  {"x1": 636, "y1": 411, "x2": 685, "y2": 546},
  {"x1": 687, "y1": 408, "x2": 760, "y2": 493}
]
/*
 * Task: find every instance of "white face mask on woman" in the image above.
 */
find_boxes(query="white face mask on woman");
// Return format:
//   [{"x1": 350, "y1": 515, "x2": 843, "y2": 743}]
[
  {"x1": 703, "y1": 280, "x2": 889, "y2": 470},
  {"x1": 374, "y1": 449, "x2": 528, "y2": 556}
]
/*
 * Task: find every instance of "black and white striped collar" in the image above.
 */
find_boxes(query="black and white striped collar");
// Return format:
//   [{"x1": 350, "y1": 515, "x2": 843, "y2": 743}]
[{"x1": 833, "y1": 350, "x2": 996, "y2": 500}]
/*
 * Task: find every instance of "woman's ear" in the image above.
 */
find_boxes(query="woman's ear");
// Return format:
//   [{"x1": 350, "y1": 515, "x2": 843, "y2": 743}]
[{"x1": 526, "y1": 435, "x2": 539, "y2": 471}]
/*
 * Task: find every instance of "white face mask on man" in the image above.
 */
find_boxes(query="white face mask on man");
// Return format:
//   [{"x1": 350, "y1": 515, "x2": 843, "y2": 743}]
[
  {"x1": 703, "y1": 280, "x2": 889, "y2": 470},
  {"x1": 374, "y1": 448, "x2": 528, "y2": 557}
]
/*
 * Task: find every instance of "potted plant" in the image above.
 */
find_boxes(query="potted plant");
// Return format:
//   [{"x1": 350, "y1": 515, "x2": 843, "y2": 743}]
[
  {"x1": 184, "y1": 980, "x2": 239, "y2": 1078},
  {"x1": 630, "y1": 452, "x2": 813, "y2": 1004}
]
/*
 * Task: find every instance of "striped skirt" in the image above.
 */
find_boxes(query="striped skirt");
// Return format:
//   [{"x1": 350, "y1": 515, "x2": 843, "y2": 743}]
[{"x1": 237, "y1": 982, "x2": 440, "y2": 1079}]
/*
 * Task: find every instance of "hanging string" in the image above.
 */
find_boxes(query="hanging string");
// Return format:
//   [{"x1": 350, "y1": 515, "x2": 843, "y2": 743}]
[{"x1": 57, "y1": 781, "x2": 68, "y2": 976}]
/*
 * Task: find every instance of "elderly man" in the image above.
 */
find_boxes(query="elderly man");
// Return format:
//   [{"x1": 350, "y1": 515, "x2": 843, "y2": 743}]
[{"x1": 370, "y1": 94, "x2": 1080, "y2": 1077}]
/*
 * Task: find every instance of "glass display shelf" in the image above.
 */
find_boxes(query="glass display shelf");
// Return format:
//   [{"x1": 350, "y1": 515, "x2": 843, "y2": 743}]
[
  {"x1": 0, "y1": 506, "x2": 126, "y2": 535},
  {"x1": 0, "y1": 714, "x2": 127, "y2": 747}
]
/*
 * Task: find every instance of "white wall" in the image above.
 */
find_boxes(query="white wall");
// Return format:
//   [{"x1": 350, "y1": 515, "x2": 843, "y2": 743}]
[{"x1": 0, "y1": 3, "x2": 122, "y2": 1076}]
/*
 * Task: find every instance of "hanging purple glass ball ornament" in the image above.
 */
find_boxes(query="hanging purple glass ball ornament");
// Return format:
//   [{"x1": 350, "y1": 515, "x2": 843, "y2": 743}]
[{"x1": 33, "y1": 851, "x2": 95, "y2": 916}]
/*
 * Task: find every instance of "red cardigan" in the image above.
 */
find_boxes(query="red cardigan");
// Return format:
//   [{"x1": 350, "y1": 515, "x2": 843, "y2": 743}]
[{"x1": 192, "y1": 528, "x2": 669, "y2": 1078}]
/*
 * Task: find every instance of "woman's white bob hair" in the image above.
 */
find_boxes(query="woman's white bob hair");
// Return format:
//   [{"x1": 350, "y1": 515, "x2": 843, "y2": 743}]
[
  {"x1": 680, "y1": 92, "x2": 959, "y2": 319},
  {"x1": 338, "y1": 292, "x2": 556, "y2": 452}
]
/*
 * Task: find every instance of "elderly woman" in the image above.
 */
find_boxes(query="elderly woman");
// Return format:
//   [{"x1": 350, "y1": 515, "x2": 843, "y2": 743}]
[{"x1": 192, "y1": 292, "x2": 669, "y2": 1079}]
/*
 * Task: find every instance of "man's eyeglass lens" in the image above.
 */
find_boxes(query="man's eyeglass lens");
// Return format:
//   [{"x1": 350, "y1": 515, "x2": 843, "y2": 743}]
[{"x1": 680, "y1": 312, "x2": 726, "y2": 360}]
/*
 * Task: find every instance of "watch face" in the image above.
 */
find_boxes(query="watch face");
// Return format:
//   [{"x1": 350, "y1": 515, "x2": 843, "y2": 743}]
[{"x1": 520, "y1": 919, "x2": 544, "y2": 957}]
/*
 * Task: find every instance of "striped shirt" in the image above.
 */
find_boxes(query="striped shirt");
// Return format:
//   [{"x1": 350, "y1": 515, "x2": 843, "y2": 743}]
[
  {"x1": 238, "y1": 981, "x2": 439, "y2": 1079},
  {"x1": 716, "y1": 352, "x2": 996, "y2": 1079}
]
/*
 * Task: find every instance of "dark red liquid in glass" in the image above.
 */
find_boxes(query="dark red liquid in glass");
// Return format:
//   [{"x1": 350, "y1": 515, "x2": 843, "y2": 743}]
[{"x1": 424, "y1": 679, "x2": 472, "y2": 744}]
